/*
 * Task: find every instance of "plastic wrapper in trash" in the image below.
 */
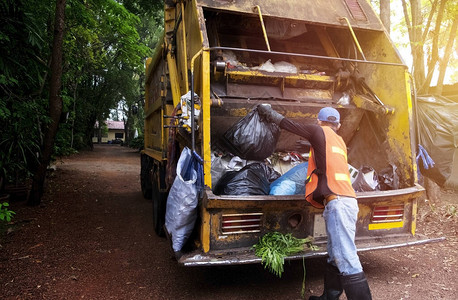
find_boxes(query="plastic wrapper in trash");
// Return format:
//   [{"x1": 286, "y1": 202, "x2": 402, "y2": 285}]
[
  {"x1": 180, "y1": 91, "x2": 200, "y2": 129},
  {"x1": 255, "y1": 59, "x2": 276, "y2": 72},
  {"x1": 227, "y1": 156, "x2": 246, "y2": 171},
  {"x1": 352, "y1": 166, "x2": 379, "y2": 192},
  {"x1": 223, "y1": 50, "x2": 239, "y2": 67},
  {"x1": 348, "y1": 164, "x2": 359, "y2": 184},
  {"x1": 270, "y1": 162, "x2": 308, "y2": 195},
  {"x1": 211, "y1": 153, "x2": 226, "y2": 186},
  {"x1": 337, "y1": 92, "x2": 351, "y2": 105},
  {"x1": 273, "y1": 61, "x2": 298, "y2": 73},
  {"x1": 252, "y1": 60, "x2": 298, "y2": 73},
  {"x1": 223, "y1": 106, "x2": 281, "y2": 160},
  {"x1": 213, "y1": 163, "x2": 280, "y2": 196},
  {"x1": 378, "y1": 164, "x2": 399, "y2": 191},
  {"x1": 165, "y1": 147, "x2": 202, "y2": 252}
]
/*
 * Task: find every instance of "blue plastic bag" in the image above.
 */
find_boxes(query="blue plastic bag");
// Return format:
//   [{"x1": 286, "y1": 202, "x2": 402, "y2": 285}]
[{"x1": 269, "y1": 162, "x2": 308, "y2": 195}]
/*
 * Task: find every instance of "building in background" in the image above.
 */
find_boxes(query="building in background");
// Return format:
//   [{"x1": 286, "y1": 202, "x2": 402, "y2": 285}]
[{"x1": 93, "y1": 120, "x2": 125, "y2": 144}]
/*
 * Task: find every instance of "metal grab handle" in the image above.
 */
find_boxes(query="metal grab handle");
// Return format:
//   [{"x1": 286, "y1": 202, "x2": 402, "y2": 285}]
[
  {"x1": 163, "y1": 115, "x2": 189, "y2": 120},
  {"x1": 190, "y1": 50, "x2": 203, "y2": 153},
  {"x1": 339, "y1": 17, "x2": 366, "y2": 61},
  {"x1": 253, "y1": 5, "x2": 271, "y2": 52}
]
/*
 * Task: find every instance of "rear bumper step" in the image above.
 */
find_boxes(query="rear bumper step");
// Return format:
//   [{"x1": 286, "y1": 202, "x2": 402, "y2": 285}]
[{"x1": 178, "y1": 235, "x2": 445, "y2": 267}]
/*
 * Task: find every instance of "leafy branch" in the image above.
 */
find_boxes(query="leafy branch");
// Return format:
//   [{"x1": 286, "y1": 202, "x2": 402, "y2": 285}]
[
  {"x1": 0, "y1": 202, "x2": 15, "y2": 222},
  {"x1": 253, "y1": 232, "x2": 318, "y2": 277}
]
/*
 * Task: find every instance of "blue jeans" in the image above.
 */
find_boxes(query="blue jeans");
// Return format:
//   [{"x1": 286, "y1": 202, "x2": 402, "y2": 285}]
[{"x1": 323, "y1": 196, "x2": 363, "y2": 275}]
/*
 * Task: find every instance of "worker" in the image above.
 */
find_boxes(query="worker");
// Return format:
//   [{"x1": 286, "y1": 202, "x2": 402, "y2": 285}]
[{"x1": 257, "y1": 105, "x2": 372, "y2": 300}]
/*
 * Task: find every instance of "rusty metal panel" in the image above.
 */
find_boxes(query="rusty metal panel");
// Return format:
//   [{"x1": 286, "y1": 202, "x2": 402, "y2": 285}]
[
  {"x1": 343, "y1": 0, "x2": 368, "y2": 21},
  {"x1": 226, "y1": 83, "x2": 333, "y2": 102},
  {"x1": 196, "y1": 0, "x2": 383, "y2": 31}
]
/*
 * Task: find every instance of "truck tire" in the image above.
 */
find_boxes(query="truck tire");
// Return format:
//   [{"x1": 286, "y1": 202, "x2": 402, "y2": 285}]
[
  {"x1": 152, "y1": 163, "x2": 167, "y2": 237},
  {"x1": 140, "y1": 154, "x2": 153, "y2": 199}
]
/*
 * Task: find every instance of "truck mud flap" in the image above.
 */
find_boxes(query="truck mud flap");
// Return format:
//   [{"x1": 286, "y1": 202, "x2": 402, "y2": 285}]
[{"x1": 178, "y1": 235, "x2": 444, "y2": 267}]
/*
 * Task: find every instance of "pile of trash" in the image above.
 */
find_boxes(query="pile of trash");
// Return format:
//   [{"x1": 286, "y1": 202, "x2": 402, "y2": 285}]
[
  {"x1": 211, "y1": 105, "x2": 400, "y2": 196},
  {"x1": 165, "y1": 103, "x2": 400, "y2": 253},
  {"x1": 223, "y1": 50, "x2": 326, "y2": 75},
  {"x1": 211, "y1": 152, "x2": 309, "y2": 196}
]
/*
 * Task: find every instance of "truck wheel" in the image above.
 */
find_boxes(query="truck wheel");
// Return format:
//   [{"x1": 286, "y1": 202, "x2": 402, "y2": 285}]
[
  {"x1": 152, "y1": 164, "x2": 167, "y2": 237},
  {"x1": 140, "y1": 154, "x2": 153, "y2": 199}
]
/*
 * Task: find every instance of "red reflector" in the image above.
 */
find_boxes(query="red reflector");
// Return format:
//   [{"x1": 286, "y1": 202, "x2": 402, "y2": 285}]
[
  {"x1": 371, "y1": 205, "x2": 404, "y2": 223},
  {"x1": 221, "y1": 213, "x2": 262, "y2": 235}
]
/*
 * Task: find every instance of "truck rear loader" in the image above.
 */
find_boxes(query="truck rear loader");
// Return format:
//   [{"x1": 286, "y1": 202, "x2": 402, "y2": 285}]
[{"x1": 141, "y1": 0, "x2": 441, "y2": 266}]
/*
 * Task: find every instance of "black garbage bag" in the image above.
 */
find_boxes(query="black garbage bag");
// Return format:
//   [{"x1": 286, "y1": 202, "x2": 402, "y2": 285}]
[
  {"x1": 213, "y1": 162, "x2": 280, "y2": 195},
  {"x1": 223, "y1": 106, "x2": 281, "y2": 160},
  {"x1": 352, "y1": 166, "x2": 379, "y2": 192}
]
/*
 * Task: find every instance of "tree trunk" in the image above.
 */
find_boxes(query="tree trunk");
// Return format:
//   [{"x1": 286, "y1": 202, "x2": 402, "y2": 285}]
[
  {"x1": 425, "y1": 177, "x2": 441, "y2": 203},
  {"x1": 421, "y1": 0, "x2": 439, "y2": 44},
  {"x1": 71, "y1": 82, "x2": 77, "y2": 148},
  {"x1": 422, "y1": 0, "x2": 446, "y2": 92},
  {"x1": 380, "y1": 0, "x2": 391, "y2": 34},
  {"x1": 410, "y1": 0, "x2": 426, "y2": 90},
  {"x1": 86, "y1": 115, "x2": 97, "y2": 150},
  {"x1": 401, "y1": 0, "x2": 412, "y2": 40},
  {"x1": 28, "y1": 0, "x2": 66, "y2": 206},
  {"x1": 436, "y1": 16, "x2": 457, "y2": 94},
  {"x1": 97, "y1": 126, "x2": 102, "y2": 144},
  {"x1": 124, "y1": 118, "x2": 129, "y2": 145}
]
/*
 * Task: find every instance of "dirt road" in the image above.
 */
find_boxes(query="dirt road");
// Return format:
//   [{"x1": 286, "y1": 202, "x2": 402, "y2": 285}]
[{"x1": 1, "y1": 145, "x2": 456, "y2": 299}]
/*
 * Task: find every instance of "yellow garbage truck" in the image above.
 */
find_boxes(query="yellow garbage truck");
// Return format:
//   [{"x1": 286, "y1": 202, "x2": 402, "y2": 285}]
[{"x1": 141, "y1": 0, "x2": 440, "y2": 266}]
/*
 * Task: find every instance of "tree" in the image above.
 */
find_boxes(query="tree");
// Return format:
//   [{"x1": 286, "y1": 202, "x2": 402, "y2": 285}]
[
  {"x1": 67, "y1": 0, "x2": 152, "y2": 149},
  {"x1": 1, "y1": 0, "x2": 165, "y2": 204},
  {"x1": 400, "y1": 0, "x2": 457, "y2": 93},
  {"x1": 435, "y1": 13, "x2": 457, "y2": 94},
  {"x1": 1, "y1": 0, "x2": 52, "y2": 192},
  {"x1": 28, "y1": 0, "x2": 66, "y2": 206}
]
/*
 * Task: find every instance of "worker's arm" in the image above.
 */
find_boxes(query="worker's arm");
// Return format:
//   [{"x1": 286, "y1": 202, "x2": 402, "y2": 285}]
[
  {"x1": 257, "y1": 104, "x2": 318, "y2": 141},
  {"x1": 279, "y1": 118, "x2": 318, "y2": 142}
]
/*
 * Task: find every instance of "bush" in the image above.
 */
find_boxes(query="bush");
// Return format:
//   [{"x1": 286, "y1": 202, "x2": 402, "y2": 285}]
[{"x1": 129, "y1": 136, "x2": 144, "y2": 150}]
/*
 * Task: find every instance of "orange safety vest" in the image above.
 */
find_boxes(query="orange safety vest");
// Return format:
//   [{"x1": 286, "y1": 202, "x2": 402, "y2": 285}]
[{"x1": 305, "y1": 126, "x2": 356, "y2": 208}]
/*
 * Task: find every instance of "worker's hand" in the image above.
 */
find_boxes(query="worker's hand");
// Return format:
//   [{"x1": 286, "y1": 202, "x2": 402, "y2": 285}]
[
  {"x1": 257, "y1": 104, "x2": 284, "y2": 125},
  {"x1": 257, "y1": 103, "x2": 272, "y2": 116}
]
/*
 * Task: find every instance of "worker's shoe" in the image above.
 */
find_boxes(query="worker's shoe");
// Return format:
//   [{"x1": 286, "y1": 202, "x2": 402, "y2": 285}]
[
  {"x1": 309, "y1": 263, "x2": 343, "y2": 300},
  {"x1": 341, "y1": 272, "x2": 372, "y2": 300}
]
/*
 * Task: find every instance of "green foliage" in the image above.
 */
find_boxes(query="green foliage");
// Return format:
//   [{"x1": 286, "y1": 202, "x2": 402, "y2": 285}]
[
  {"x1": 1, "y1": 0, "x2": 50, "y2": 186},
  {"x1": 446, "y1": 205, "x2": 456, "y2": 219},
  {"x1": 62, "y1": 0, "x2": 160, "y2": 148},
  {"x1": 253, "y1": 232, "x2": 317, "y2": 277},
  {"x1": 0, "y1": 202, "x2": 15, "y2": 222},
  {"x1": 128, "y1": 135, "x2": 144, "y2": 150},
  {"x1": 1, "y1": 0, "x2": 164, "y2": 186},
  {"x1": 0, "y1": 100, "x2": 42, "y2": 185},
  {"x1": 53, "y1": 123, "x2": 79, "y2": 157},
  {"x1": 0, "y1": 0, "x2": 51, "y2": 94}
]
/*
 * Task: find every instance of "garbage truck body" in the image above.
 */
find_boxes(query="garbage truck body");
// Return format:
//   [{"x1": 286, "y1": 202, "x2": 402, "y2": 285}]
[{"x1": 141, "y1": 0, "x2": 439, "y2": 266}]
